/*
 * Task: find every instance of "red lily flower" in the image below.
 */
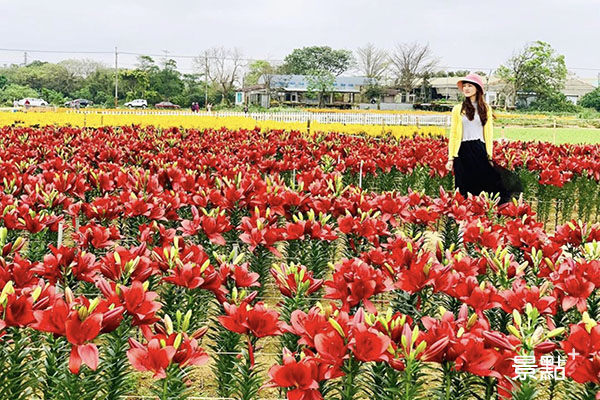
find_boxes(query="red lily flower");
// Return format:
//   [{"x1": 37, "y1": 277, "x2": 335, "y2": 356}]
[
  {"x1": 180, "y1": 206, "x2": 232, "y2": 245},
  {"x1": 82, "y1": 196, "x2": 122, "y2": 220},
  {"x1": 2, "y1": 292, "x2": 36, "y2": 327},
  {"x1": 286, "y1": 308, "x2": 331, "y2": 348},
  {"x1": 349, "y1": 322, "x2": 391, "y2": 362},
  {"x1": 65, "y1": 312, "x2": 103, "y2": 373},
  {"x1": 554, "y1": 271, "x2": 594, "y2": 313},
  {"x1": 218, "y1": 302, "x2": 250, "y2": 334},
  {"x1": 454, "y1": 339, "x2": 501, "y2": 378},
  {"x1": 271, "y1": 263, "x2": 323, "y2": 298},
  {"x1": 172, "y1": 334, "x2": 210, "y2": 367},
  {"x1": 561, "y1": 323, "x2": 600, "y2": 384},
  {"x1": 239, "y1": 212, "x2": 284, "y2": 256},
  {"x1": 314, "y1": 329, "x2": 348, "y2": 364},
  {"x1": 230, "y1": 263, "x2": 260, "y2": 288},
  {"x1": 324, "y1": 258, "x2": 393, "y2": 313},
  {"x1": 449, "y1": 276, "x2": 501, "y2": 313},
  {"x1": 497, "y1": 279, "x2": 556, "y2": 315},
  {"x1": 245, "y1": 302, "x2": 284, "y2": 337},
  {"x1": 99, "y1": 245, "x2": 154, "y2": 282},
  {"x1": 73, "y1": 222, "x2": 120, "y2": 249},
  {"x1": 119, "y1": 280, "x2": 161, "y2": 326},
  {"x1": 33, "y1": 297, "x2": 70, "y2": 335},
  {"x1": 127, "y1": 338, "x2": 176, "y2": 379},
  {"x1": 267, "y1": 349, "x2": 323, "y2": 400},
  {"x1": 219, "y1": 301, "x2": 284, "y2": 337},
  {"x1": 156, "y1": 240, "x2": 227, "y2": 300},
  {"x1": 1, "y1": 253, "x2": 37, "y2": 289}
]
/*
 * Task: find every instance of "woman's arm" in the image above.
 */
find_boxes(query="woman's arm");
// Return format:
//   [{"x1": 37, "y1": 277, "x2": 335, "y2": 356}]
[
  {"x1": 484, "y1": 106, "x2": 493, "y2": 159},
  {"x1": 446, "y1": 107, "x2": 458, "y2": 171},
  {"x1": 448, "y1": 107, "x2": 458, "y2": 160}
]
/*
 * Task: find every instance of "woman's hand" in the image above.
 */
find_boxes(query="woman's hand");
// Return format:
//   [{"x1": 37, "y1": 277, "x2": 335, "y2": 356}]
[{"x1": 445, "y1": 159, "x2": 453, "y2": 172}]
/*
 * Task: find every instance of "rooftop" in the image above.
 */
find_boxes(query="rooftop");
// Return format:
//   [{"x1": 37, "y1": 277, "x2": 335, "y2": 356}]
[{"x1": 258, "y1": 74, "x2": 375, "y2": 92}]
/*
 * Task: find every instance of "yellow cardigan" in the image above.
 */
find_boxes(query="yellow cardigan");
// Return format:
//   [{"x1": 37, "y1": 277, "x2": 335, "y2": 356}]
[{"x1": 448, "y1": 103, "x2": 493, "y2": 160}]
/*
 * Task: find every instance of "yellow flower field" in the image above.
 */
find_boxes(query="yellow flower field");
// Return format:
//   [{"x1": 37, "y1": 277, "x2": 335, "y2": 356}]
[
  {"x1": 303, "y1": 107, "x2": 451, "y2": 115},
  {"x1": 303, "y1": 107, "x2": 578, "y2": 123},
  {"x1": 495, "y1": 112, "x2": 576, "y2": 120},
  {"x1": 0, "y1": 109, "x2": 446, "y2": 139}
]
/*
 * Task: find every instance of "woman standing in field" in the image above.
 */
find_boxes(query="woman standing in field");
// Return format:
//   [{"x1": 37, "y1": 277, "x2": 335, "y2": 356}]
[{"x1": 445, "y1": 73, "x2": 512, "y2": 204}]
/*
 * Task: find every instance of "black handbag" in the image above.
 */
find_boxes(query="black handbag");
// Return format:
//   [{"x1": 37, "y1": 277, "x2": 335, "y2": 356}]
[{"x1": 492, "y1": 161, "x2": 523, "y2": 196}]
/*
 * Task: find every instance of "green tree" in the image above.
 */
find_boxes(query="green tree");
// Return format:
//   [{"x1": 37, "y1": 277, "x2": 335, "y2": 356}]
[
  {"x1": 174, "y1": 73, "x2": 205, "y2": 107},
  {"x1": 363, "y1": 83, "x2": 385, "y2": 106},
  {"x1": 80, "y1": 68, "x2": 114, "y2": 106},
  {"x1": 280, "y1": 46, "x2": 353, "y2": 76},
  {"x1": 137, "y1": 56, "x2": 160, "y2": 74},
  {"x1": 306, "y1": 70, "x2": 335, "y2": 108},
  {"x1": 153, "y1": 59, "x2": 184, "y2": 102},
  {"x1": 529, "y1": 91, "x2": 577, "y2": 112},
  {"x1": 9, "y1": 62, "x2": 80, "y2": 97},
  {"x1": 0, "y1": 84, "x2": 38, "y2": 105},
  {"x1": 433, "y1": 70, "x2": 469, "y2": 78},
  {"x1": 244, "y1": 60, "x2": 277, "y2": 108},
  {"x1": 119, "y1": 69, "x2": 150, "y2": 101},
  {"x1": 496, "y1": 41, "x2": 567, "y2": 109},
  {"x1": 245, "y1": 60, "x2": 275, "y2": 85},
  {"x1": 41, "y1": 88, "x2": 66, "y2": 105},
  {"x1": 579, "y1": 87, "x2": 600, "y2": 111}
]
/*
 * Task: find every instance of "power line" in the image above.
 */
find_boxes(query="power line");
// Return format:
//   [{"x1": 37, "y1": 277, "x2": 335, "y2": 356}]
[
  {"x1": 119, "y1": 51, "x2": 283, "y2": 63},
  {"x1": 0, "y1": 47, "x2": 284, "y2": 63},
  {"x1": 0, "y1": 47, "x2": 113, "y2": 55},
  {"x1": 439, "y1": 65, "x2": 600, "y2": 72},
  {"x1": 0, "y1": 47, "x2": 599, "y2": 74}
]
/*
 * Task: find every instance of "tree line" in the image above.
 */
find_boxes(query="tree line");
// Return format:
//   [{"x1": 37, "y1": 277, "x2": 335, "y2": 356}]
[{"x1": 0, "y1": 41, "x2": 598, "y2": 112}]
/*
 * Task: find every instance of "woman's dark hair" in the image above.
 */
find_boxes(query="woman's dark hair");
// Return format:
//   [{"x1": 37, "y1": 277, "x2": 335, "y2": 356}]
[{"x1": 461, "y1": 83, "x2": 488, "y2": 126}]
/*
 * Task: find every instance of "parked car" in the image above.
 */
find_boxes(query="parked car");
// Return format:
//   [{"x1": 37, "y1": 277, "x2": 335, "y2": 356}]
[
  {"x1": 17, "y1": 98, "x2": 49, "y2": 107},
  {"x1": 64, "y1": 99, "x2": 93, "y2": 108},
  {"x1": 154, "y1": 101, "x2": 181, "y2": 109},
  {"x1": 124, "y1": 99, "x2": 148, "y2": 108}
]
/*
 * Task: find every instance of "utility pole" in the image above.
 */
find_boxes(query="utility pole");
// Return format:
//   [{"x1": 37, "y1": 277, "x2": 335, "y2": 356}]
[
  {"x1": 23, "y1": 52, "x2": 27, "y2": 66},
  {"x1": 114, "y1": 47, "x2": 118, "y2": 108},
  {"x1": 445, "y1": 70, "x2": 449, "y2": 99},
  {"x1": 486, "y1": 69, "x2": 493, "y2": 103},
  {"x1": 205, "y1": 54, "x2": 209, "y2": 108},
  {"x1": 162, "y1": 50, "x2": 169, "y2": 68}
]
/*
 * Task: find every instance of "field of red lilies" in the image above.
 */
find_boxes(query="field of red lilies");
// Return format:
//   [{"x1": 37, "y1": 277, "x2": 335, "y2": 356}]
[{"x1": 2, "y1": 124, "x2": 600, "y2": 400}]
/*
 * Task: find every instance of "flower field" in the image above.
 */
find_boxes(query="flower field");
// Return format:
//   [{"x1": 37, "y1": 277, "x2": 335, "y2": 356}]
[
  {"x1": 0, "y1": 110, "x2": 446, "y2": 140},
  {"x1": 2, "y1": 124, "x2": 600, "y2": 399}
]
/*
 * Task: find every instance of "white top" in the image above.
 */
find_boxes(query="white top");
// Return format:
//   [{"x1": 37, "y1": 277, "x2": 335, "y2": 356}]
[{"x1": 461, "y1": 102, "x2": 484, "y2": 142}]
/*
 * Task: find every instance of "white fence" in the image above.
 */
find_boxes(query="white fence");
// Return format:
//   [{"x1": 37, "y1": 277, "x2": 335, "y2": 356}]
[{"x1": 87, "y1": 110, "x2": 451, "y2": 126}]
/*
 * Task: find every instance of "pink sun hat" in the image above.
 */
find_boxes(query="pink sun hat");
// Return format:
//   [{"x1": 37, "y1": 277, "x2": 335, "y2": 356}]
[{"x1": 457, "y1": 73, "x2": 485, "y2": 94}]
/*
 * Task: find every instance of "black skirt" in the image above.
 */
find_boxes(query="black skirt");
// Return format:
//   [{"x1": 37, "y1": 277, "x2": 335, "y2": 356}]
[{"x1": 453, "y1": 140, "x2": 515, "y2": 204}]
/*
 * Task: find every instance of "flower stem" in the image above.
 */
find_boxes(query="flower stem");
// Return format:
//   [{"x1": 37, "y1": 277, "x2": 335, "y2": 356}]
[
  {"x1": 341, "y1": 357, "x2": 361, "y2": 400},
  {"x1": 162, "y1": 370, "x2": 169, "y2": 400},
  {"x1": 444, "y1": 364, "x2": 451, "y2": 400}
]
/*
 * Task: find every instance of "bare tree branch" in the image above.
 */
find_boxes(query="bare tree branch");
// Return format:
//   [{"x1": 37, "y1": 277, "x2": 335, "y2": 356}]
[
  {"x1": 195, "y1": 47, "x2": 245, "y2": 105},
  {"x1": 59, "y1": 59, "x2": 107, "y2": 79},
  {"x1": 355, "y1": 43, "x2": 389, "y2": 80},
  {"x1": 390, "y1": 42, "x2": 438, "y2": 94}
]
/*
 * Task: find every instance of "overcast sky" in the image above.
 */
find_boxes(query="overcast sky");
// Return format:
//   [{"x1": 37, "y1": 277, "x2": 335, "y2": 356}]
[{"x1": 0, "y1": 0, "x2": 598, "y2": 78}]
